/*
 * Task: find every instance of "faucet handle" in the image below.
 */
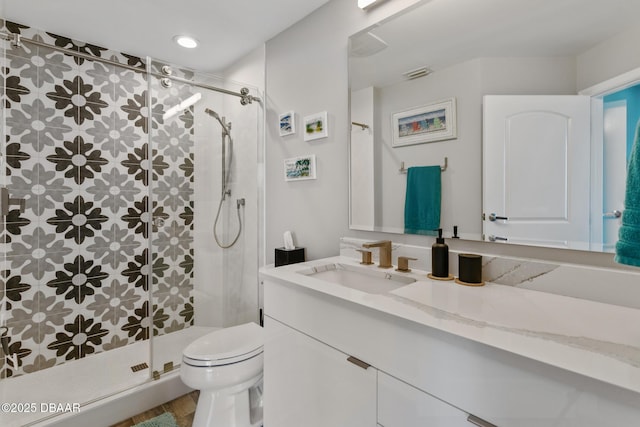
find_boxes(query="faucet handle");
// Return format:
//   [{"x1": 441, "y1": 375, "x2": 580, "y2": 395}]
[
  {"x1": 396, "y1": 256, "x2": 418, "y2": 272},
  {"x1": 362, "y1": 240, "x2": 393, "y2": 269},
  {"x1": 356, "y1": 249, "x2": 374, "y2": 265}
]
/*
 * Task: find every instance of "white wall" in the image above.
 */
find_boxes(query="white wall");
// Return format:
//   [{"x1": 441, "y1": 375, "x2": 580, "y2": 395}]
[
  {"x1": 376, "y1": 58, "x2": 483, "y2": 237},
  {"x1": 194, "y1": 45, "x2": 265, "y2": 328},
  {"x1": 194, "y1": 89, "x2": 226, "y2": 327},
  {"x1": 265, "y1": 0, "x2": 422, "y2": 263},
  {"x1": 263, "y1": 0, "x2": 640, "y2": 271},
  {"x1": 577, "y1": 24, "x2": 640, "y2": 91},
  {"x1": 350, "y1": 86, "x2": 375, "y2": 228},
  {"x1": 478, "y1": 56, "x2": 577, "y2": 95}
]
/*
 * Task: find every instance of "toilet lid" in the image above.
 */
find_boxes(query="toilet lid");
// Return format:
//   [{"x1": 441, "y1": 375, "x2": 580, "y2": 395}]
[{"x1": 183, "y1": 323, "x2": 264, "y2": 367}]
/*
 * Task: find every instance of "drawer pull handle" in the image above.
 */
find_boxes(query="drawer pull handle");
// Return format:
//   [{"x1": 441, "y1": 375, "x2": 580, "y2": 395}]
[
  {"x1": 467, "y1": 414, "x2": 497, "y2": 427},
  {"x1": 346, "y1": 356, "x2": 371, "y2": 370}
]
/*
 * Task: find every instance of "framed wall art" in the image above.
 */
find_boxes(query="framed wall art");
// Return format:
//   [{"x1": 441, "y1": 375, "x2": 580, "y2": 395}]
[
  {"x1": 303, "y1": 111, "x2": 328, "y2": 141},
  {"x1": 392, "y1": 97, "x2": 457, "y2": 147},
  {"x1": 284, "y1": 154, "x2": 317, "y2": 181},
  {"x1": 279, "y1": 111, "x2": 295, "y2": 136}
]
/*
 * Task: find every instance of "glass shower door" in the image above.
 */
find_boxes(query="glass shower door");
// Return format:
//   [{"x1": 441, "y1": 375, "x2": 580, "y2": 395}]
[
  {"x1": 148, "y1": 60, "x2": 200, "y2": 378},
  {"x1": 1, "y1": 19, "x2": 9, "y2": 382},
  {"x1": 148, "y1": 60, "x2": 263, "y2": 378}
]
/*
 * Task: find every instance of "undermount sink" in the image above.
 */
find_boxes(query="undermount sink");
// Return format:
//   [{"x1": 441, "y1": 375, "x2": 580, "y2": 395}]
[{"x1": 297, "y1": 263, "x2": 416, "y2": 294}]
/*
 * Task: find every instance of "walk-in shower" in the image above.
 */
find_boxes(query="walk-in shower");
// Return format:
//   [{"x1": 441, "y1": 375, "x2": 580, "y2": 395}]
[
  {"x1": 205, "y1": 108, "x2": 245, "y2": 249},
  {"x1": 0, "y1": 15, "x2": 263, "y2": 426}
]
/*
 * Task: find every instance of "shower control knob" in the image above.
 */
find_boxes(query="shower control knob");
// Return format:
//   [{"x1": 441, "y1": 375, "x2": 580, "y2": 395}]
[{"x1": 153, "y1": 218, "x2": 166, "y2": 228}]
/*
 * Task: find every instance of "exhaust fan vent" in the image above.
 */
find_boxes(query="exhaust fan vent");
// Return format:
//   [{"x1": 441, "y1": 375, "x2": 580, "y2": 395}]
[{"x1": 403, "y1": 66, "x2": 433, "y2": 80}]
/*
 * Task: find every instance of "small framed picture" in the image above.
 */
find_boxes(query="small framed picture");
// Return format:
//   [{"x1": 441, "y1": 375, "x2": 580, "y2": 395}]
[
  {"x1": 392, "y1": 97, "x2": 457, "y2": 147},
  {"x1": 284, "y1": 155, "x2": 317, "y2": 181},
  {"x1": 279, "y1": 111, "x2": 295, "y2": 136},
  {"x1": 303, "y1": 111, "x2": 328, "y2": 141}
]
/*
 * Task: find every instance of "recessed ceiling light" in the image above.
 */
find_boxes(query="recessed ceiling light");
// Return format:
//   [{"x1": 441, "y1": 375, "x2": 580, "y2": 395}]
[{"x1": 174, "y1": 35, "x2": 198, "y2": 49}]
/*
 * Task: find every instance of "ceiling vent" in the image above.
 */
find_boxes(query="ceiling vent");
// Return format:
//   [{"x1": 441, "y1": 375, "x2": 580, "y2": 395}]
[{"x1": 402, "y1": 66, "x2": 433, "y2": 80}]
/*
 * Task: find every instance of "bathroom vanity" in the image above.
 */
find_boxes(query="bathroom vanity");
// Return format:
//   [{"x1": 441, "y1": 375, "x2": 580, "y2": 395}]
[{"x1": 261, "y1": 256, "x2": 640, "y2": 427}]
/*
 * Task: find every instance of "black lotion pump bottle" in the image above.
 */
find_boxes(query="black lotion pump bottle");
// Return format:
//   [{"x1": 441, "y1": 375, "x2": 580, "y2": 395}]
[{"x1": 432, "y1": 228, "x2": 449, "y2": 278}]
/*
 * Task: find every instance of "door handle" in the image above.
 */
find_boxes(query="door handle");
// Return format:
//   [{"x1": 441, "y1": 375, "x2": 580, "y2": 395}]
[
  {"x1": 603, "y1": 210, "x2": 622, "y2": 219},
  {"x1": 488, "y1": 213, "x2": 508, "y2": 222},
  {"x1": 1, "y1": 187, "x2": 26, "y2": 216},
  {"x1": 488, "y1": 235, "x2": 508, "y2": 242}
]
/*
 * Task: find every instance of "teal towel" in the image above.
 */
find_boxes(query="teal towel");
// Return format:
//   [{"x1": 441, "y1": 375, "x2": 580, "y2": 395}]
[
  {"x1": 615, "y1": 120, "x2": 640, "y2": 267},
  {"x1": 404, "y1": 166, "x2": 441, "y2": 235}
]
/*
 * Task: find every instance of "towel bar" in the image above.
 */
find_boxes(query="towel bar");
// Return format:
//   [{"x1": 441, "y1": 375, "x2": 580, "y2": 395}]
[
  {"x1": 399, "y1": 157, "x2": 448, "y2": 173},
  {"x1": 351, "y1": 121, "x2": 369, "y2": 130}
]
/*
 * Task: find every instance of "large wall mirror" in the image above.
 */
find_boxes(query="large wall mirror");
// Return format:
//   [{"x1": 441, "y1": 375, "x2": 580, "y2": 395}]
[{"x1": 348, "y1": 0, "x2": 640, "y2": 252}]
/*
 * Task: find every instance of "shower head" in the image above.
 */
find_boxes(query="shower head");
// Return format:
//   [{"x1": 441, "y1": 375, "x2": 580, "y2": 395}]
[
  {"x1": 205, "y1": 108, "x2": 231, "y2": 136},
  {"x1": 204, "y1": 108, "x2": 220, "y2": 120}
]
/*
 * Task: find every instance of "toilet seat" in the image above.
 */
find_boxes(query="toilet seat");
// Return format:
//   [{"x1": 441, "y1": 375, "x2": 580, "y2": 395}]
[{"x1": 183, "y1": 323, "x2": 264, "y2": 368}]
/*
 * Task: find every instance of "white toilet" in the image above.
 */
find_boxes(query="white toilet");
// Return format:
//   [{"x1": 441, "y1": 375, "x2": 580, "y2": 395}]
[{"x1": 181, "y1": 322, "x2": 264, "y2": 427}]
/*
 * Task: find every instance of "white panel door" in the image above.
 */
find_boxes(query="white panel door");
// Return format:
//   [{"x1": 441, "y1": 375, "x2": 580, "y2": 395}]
[
  {"x1": 263, "y1": 316, "x2": 377, "y2": 427},
  {"x1": 483, "y1": 95, "x2": 591, "y2": 249}
]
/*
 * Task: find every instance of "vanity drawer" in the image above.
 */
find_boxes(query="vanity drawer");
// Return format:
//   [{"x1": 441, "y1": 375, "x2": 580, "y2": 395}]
[{"x1": 378, "y1": 372, "x2": 472, "y2": 427}]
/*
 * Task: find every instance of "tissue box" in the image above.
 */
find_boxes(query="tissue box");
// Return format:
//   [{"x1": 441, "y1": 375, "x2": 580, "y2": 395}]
[{"x1": 275, "y1": 247, "x2": 305, "y2": 267}]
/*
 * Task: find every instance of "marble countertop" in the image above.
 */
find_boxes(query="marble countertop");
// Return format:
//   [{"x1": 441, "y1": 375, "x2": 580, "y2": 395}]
[{"x1": 260, "y1": 256, "x2": 640, "y2": 395}]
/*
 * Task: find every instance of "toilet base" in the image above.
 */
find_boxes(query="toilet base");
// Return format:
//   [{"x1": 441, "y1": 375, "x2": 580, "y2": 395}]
[{"x1": 192, "y1": 374, "x2": 263, "y2": 427}]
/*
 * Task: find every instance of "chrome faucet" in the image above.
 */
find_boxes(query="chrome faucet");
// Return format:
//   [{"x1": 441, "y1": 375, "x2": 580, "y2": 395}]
[{"x1": 362, "y1": 240, "x2": 393, "y2": 269}]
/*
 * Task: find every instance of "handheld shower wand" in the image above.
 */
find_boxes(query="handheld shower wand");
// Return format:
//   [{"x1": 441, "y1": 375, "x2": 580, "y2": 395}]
[
  {"x1": 206, "y1": 107, "x2": 243, "y2": 248},
  {"x1": 205, "y1": 108, "x2": 231, "y2": 136}
]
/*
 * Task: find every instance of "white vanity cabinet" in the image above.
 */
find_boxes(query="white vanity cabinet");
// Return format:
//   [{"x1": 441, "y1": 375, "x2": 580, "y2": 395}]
[
  {"x1": 262, "y1": 262, "x2": 640, "y2": 427},
  {"x1": 378, "y1": 372, "x2": 473, "y2": 427},
  {"x1": 263, "y1": 276, "x2": 484, "y2": 427},
  {"x1": 264, "y1": 313, "x2": 483, "y2": 427},
  {"x1": 264, "y1": 316, "x2": 377, "y2": 427}
]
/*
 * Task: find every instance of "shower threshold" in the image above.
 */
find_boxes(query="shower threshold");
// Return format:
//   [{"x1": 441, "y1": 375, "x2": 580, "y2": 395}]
[{"x1": 0, "y1": 326, "x2": 215, "y2": 427}]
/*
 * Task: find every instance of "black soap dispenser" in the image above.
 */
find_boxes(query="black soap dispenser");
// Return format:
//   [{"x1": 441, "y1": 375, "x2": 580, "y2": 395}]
[{"x1": 431, "y1": 228, "x2": 450, "y2": 279}]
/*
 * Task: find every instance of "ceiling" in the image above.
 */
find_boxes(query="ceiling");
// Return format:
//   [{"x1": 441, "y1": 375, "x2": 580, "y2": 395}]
[
  {"x1": 350, "y1": 0, "x2": 640, "y2": 90},
  {"x1": 2, "y1": 0, "x2": 331, "y2": 73}
]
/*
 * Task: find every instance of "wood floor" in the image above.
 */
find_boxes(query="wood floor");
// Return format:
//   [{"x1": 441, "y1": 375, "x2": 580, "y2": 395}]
[{"x1": 110, "y1": 391, "x2": 199, "y2": 427}]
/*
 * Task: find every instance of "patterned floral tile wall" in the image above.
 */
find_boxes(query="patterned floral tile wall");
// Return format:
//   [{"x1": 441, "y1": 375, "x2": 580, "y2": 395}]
[{"x1": 0, "y1": 20, "x2": 195, "y2": 379}]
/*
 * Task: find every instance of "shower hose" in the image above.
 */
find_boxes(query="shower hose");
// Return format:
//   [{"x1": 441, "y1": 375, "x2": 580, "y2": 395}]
[
  {"x1": 212, "y1": 138, "x2": 243, "y2": 249},
  {"x1": 213, "y1": 195, "x2": 243, "y2": 249}
]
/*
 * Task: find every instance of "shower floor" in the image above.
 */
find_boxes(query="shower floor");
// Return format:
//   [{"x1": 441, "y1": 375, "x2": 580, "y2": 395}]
[{"x1": 0, "y1": 326, "x2": 215, "y2": 427}]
